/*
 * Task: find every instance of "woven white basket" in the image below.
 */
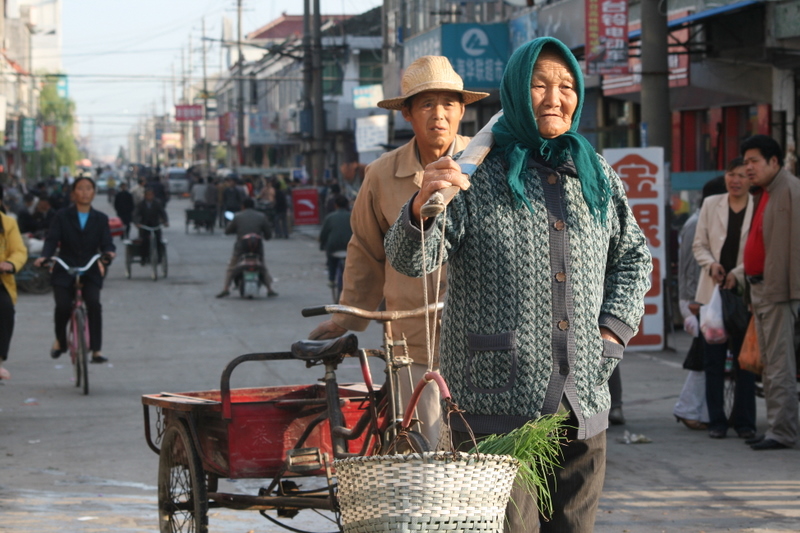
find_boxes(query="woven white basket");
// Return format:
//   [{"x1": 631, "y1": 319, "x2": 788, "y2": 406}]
[{"x1": 335, "y1": 451, "x2": 519, "y2": 533}]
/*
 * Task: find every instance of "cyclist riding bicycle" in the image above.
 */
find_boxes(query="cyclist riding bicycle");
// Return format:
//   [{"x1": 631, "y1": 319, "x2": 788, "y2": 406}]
[
  {"x1": 133, "y1": 187, "x2": 168, "y2": 265},
  {"x1": 35, "y1": 176, "x2": 116, "y2": 364}
]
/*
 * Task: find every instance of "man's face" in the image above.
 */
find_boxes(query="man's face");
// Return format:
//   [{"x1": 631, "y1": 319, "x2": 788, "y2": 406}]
[
  {"x1": 144, "y1": 190, "x2": 155, "y2": 202},
  {"x1": 530, "y1": 51, "x2": 579, "y2": 139},
  {"x1": 724, "y1": 165, "x2": 748, "y2": 200},
  {"x1": 401, "y1": 91, "x2": 465, "y2": 153},
  {"x1": 36, "y1": 200, "x2": 50, "y2": 213},
  {"x1": 743, "y1": 148, "x2": 781, "y2": 188}
]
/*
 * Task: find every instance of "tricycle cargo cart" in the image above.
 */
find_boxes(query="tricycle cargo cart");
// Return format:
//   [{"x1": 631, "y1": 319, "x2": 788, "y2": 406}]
[
  {"x1": 142, "y1": 303, "x2": 440, "y2": 533},
  {"x1": 185, "y1": 207, "x2": 216, "y2": 234},
  {"x1": 124, "y1": 224, "x2": 167, "y2": 281}
]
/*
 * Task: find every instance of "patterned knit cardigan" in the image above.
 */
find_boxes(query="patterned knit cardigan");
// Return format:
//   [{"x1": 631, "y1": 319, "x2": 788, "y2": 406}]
[{"x1": 385, "y1": 150, "x2": 652, "y2": 440}]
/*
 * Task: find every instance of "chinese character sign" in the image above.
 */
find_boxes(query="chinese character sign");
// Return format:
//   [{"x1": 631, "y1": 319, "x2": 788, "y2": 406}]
[
  {"x1": 21, "y1": 118, "x2": 36, "y2": 153},
  {"x1": 585, "y1": 0, "x2": 629, "y2": 75},
  {"x1": 175, "y1": 104, "x2": 204, "y2": 121},
  {"x1": 604, "y1": 147, "x2": 665, "y2": 350},
  {"x1": 441, "y1": 23, "x2": 509, "y2": 90}
]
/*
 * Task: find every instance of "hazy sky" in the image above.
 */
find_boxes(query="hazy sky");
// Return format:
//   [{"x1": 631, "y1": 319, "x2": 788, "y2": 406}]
[{"x1": 61, "y1": 0, "x2": 382, "y2": 161}]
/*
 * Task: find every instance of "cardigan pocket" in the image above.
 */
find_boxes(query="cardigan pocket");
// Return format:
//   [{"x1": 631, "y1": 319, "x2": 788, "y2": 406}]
[
  {"x1": 465, "y1": 331, "x2": 518, "y2": 394},
  {"x1": 597, "y1": 338, "x2": 623, "y2": 385}
]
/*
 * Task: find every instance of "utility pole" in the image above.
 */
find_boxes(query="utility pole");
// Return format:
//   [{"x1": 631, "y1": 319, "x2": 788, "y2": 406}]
[
  {"x1": 187, "y1": 35, "x2": 194, "y2": 166},
  {"x1": 202, "y1": 17, "x2": 211, "y2": 170},
  {"x1": 311, "y1": 0, "x2": 325, "y2": 185},
  {"x1": 303, "y1": 0, "x2": 313, "y2": 177},
  {"x1": 236, "y1": 0, "x2": 245, "y2": 168},
  {"x1": 640, "y1": 0, "x2": 671, "y2": 155},
  {"x1": 640, "y1": 0, "x2": 673, "y2": 349}
]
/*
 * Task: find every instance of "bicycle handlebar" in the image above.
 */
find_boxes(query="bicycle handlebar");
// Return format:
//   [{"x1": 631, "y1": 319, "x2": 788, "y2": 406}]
[
  {"x1": 137, "y1": 224, "x2": 165, "y2": 231},
  {"x1": 301, "y1": 302, "x2": 443, "y2": 321},
  {"x1": 47, "y1": 254, "x2": 107, "y2": 275}
]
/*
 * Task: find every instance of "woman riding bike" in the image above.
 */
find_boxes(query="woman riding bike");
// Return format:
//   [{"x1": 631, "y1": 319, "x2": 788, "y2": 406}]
[{"x1": 35, "y1": 177, "x2": 116, "y2": 364}]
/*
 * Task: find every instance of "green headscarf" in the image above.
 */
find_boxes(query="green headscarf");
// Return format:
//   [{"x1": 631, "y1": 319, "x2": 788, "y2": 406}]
[{"x1": 492, "y1": 37, "x2": 610, "y2": 222}]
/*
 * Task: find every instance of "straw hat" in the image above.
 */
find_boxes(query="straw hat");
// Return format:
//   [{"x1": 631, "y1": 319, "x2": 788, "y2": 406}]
[{"x1": 377, "y1": 56, "x2": 489, "y2": 110}]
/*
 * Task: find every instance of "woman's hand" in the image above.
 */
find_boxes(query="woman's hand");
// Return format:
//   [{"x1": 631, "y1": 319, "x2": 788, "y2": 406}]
[
  {"x1": 33, "y1": 257, "x2": 48, "y2": 268},
  {"x1": 723, "y1": 272, "x2": 738, "y2": 290},
  {"x1": 0, "y1": 261, "x2": 14, "y2": 273},
  {"x1": 710, "y1": 262, "x2": 726, "y2": 284},
  {"x1": 600, "y1": 327, "x2": 622, "y2": 345},
  {"x1": 411, "y1": 157, "x2": 470, "y2": 222}
]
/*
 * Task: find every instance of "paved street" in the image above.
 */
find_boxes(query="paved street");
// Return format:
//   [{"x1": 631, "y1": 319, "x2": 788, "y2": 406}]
[{"x1": 1, "y1": 196, "x2": 798, "y2": 533}]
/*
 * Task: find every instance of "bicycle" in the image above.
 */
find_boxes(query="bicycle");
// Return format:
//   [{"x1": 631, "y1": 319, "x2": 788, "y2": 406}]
[
  {"x1": 328, "y1": 250, "x2": 346, "y2": 303},
  {"x1": 125, "y1": 223, "x2": 167, "y2": 281},
  {"x1": 141, "y1": 301, "x2": 442, "y2": 533},
  {"x1": 46, "y1": 254, "x2": 109, "y2": 395}
]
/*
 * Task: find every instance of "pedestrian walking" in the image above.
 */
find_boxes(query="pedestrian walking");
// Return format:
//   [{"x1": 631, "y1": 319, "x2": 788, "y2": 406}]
[{"x1": 0, "y1": 185, "x2": 28, "y2": 381}]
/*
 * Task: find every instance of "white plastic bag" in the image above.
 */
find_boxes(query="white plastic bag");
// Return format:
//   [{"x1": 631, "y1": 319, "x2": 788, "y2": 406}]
[{"x1": 700, "y1": 286, "x2": 728, "y2": 344}]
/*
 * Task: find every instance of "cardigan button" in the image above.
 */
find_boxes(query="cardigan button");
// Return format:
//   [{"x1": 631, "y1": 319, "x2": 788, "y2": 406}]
[
  {"x1": 554, "y1": 220, "x2": 566, "y2": 231},
  {"x1": 557, "y1": 320, "x2": 569, "y2": 331},
  {"x1": 548, "y1": 174, "x2": 558, "y2": 185},
  {"x1": 559, "y1": 364, "x2": 570, "y2": 375},
  {"x1": 555, "y1": 272, "x2": 567, "y2": 283}
]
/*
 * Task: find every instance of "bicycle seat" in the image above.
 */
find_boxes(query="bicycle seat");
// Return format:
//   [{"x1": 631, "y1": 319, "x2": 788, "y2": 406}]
[{"x1": 291, "y1": 333, "x2": 358, "y2": 365}]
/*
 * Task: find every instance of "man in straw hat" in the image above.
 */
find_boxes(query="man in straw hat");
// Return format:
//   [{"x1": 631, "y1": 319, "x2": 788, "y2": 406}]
[{"x1": 309, "y1": 56, "x2": 488, "y2": 447}]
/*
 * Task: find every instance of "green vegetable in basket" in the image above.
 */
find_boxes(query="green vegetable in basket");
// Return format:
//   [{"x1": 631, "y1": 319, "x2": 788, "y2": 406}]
[{"x1": 470, "y1": 412, "x2": 568, "y2": 518}]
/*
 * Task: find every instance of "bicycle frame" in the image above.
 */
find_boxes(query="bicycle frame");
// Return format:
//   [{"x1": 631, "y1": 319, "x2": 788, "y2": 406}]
[
  {"x1": 49, "y1": 255, "x2": 104, "y2": 393},
  {"x1": 301, "y1": 302, "x2": 444, "y2": 453}
]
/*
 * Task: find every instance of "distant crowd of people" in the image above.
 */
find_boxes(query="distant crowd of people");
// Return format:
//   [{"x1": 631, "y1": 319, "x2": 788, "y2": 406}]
[{"x1": 674, "y1": 135, "x2": 799, "y2": 453}]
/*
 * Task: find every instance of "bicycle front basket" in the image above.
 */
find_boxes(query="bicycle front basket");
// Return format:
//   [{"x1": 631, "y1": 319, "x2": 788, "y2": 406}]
[{"x1": 335, "y1": 451, "x2": 518, "y2": 533}]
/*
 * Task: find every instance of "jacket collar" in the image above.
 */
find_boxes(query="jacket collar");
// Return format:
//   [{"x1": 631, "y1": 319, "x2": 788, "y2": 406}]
[
  {"x1": 67, "y1": 205, "x2": 95, "y2": 230},
  {"x1": 394, "y1": 135, "x2": 467, "y2": 187},
  {"x1": 765, "y1": 167, "x2": 794, "y2": 194}
]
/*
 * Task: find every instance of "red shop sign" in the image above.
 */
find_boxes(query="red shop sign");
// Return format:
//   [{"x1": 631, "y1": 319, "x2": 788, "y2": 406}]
[{"x1": 291, "y1": 188, "x2": 320, "y2": 225}]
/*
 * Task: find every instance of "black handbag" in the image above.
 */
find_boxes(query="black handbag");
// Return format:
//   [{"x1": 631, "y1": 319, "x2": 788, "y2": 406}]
[
  {"x1": 682, "y1": 336, "x2": 704, "y2": 371},
  {"x1": 719, "y1": 287, "x2": 749, "y2": 337}
]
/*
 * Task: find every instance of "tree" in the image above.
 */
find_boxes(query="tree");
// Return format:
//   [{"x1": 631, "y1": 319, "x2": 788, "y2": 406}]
[{"x1": 38, "y1": 79, "x2": 80, "y2": 178}]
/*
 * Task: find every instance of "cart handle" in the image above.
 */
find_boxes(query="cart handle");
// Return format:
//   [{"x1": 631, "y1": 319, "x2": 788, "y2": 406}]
[
  {"x1": 220, "y1": 351, "x2": 294, "y2": 419},
  {"x1": 302, "y1": 301, "x2": 443, "y2": 320}
]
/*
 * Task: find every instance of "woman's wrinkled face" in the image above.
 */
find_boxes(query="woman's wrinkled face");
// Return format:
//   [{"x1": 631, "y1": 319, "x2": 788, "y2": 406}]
[{"x1": 530, "y1": 51, "x2": 579, "y2": 139}]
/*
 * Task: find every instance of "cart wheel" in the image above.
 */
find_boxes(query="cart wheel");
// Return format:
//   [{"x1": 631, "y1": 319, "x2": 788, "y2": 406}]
[
  {"x1": 158, "y1": 422, "x2": 209, "y2": 533},
  {"x1": 161, "y1": 245, "x2": 168, "y2": 278},
  {"x1": 125, "y1": 246, "x2": 132, "y2": 279},
  {"x1": 151, "y1": 240, "x2": 159, "y2": 281}
]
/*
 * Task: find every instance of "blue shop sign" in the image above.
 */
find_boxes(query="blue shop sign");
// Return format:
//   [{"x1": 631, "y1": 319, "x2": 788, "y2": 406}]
[{"x1": 441, "y1": 23, "x2": 509, "y2": 90}]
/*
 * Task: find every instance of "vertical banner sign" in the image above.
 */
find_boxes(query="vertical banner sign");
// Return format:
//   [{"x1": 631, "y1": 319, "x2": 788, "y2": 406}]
[
  {"x1": 43, "y1": 125, "x2": 57, "y2": 146},
  {"x1": 604, "y1": 147, "x2": 665, "y2": 350},
  {"x1": 585, "y1": 0, "x2": 629, "y2": 75},
  {"x1": 291, "y1": 188, "x2": 320, "y2": 225},
  {"x1": 21, "y1": 118, "x2": 37, "y2": 153}
]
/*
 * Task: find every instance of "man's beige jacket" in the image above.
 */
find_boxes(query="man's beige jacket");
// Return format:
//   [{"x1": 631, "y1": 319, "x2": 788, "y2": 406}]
[{"x1": 332, "y1": 134, "x2": 471, "y2": 365}]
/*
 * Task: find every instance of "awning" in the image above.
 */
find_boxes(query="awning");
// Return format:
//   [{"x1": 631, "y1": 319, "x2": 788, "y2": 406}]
[{"x1": 628, "y1": 0, "x2": 763, "y2": 39}]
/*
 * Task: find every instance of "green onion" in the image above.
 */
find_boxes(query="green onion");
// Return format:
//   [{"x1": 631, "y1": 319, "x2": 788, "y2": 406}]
[{"x1": 470, "y1": 413, "x2": 569, "y2": 518}]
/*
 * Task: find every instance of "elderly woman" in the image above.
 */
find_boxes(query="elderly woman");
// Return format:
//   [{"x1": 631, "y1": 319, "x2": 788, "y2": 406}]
[{"x1": 385, "y1": 37, "x2": 652, "y2": 531}]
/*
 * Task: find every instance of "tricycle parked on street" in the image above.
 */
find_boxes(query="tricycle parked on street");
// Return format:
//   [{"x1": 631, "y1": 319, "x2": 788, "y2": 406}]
[{"x1": 141, "y1": 303, "x2": 441, "y2": 533}]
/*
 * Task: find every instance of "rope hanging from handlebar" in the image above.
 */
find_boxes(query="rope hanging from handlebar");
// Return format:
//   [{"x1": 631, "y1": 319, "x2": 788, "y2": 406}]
[{"x1": 419, "y1": 207, "x2": 448, "y2": 373}]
